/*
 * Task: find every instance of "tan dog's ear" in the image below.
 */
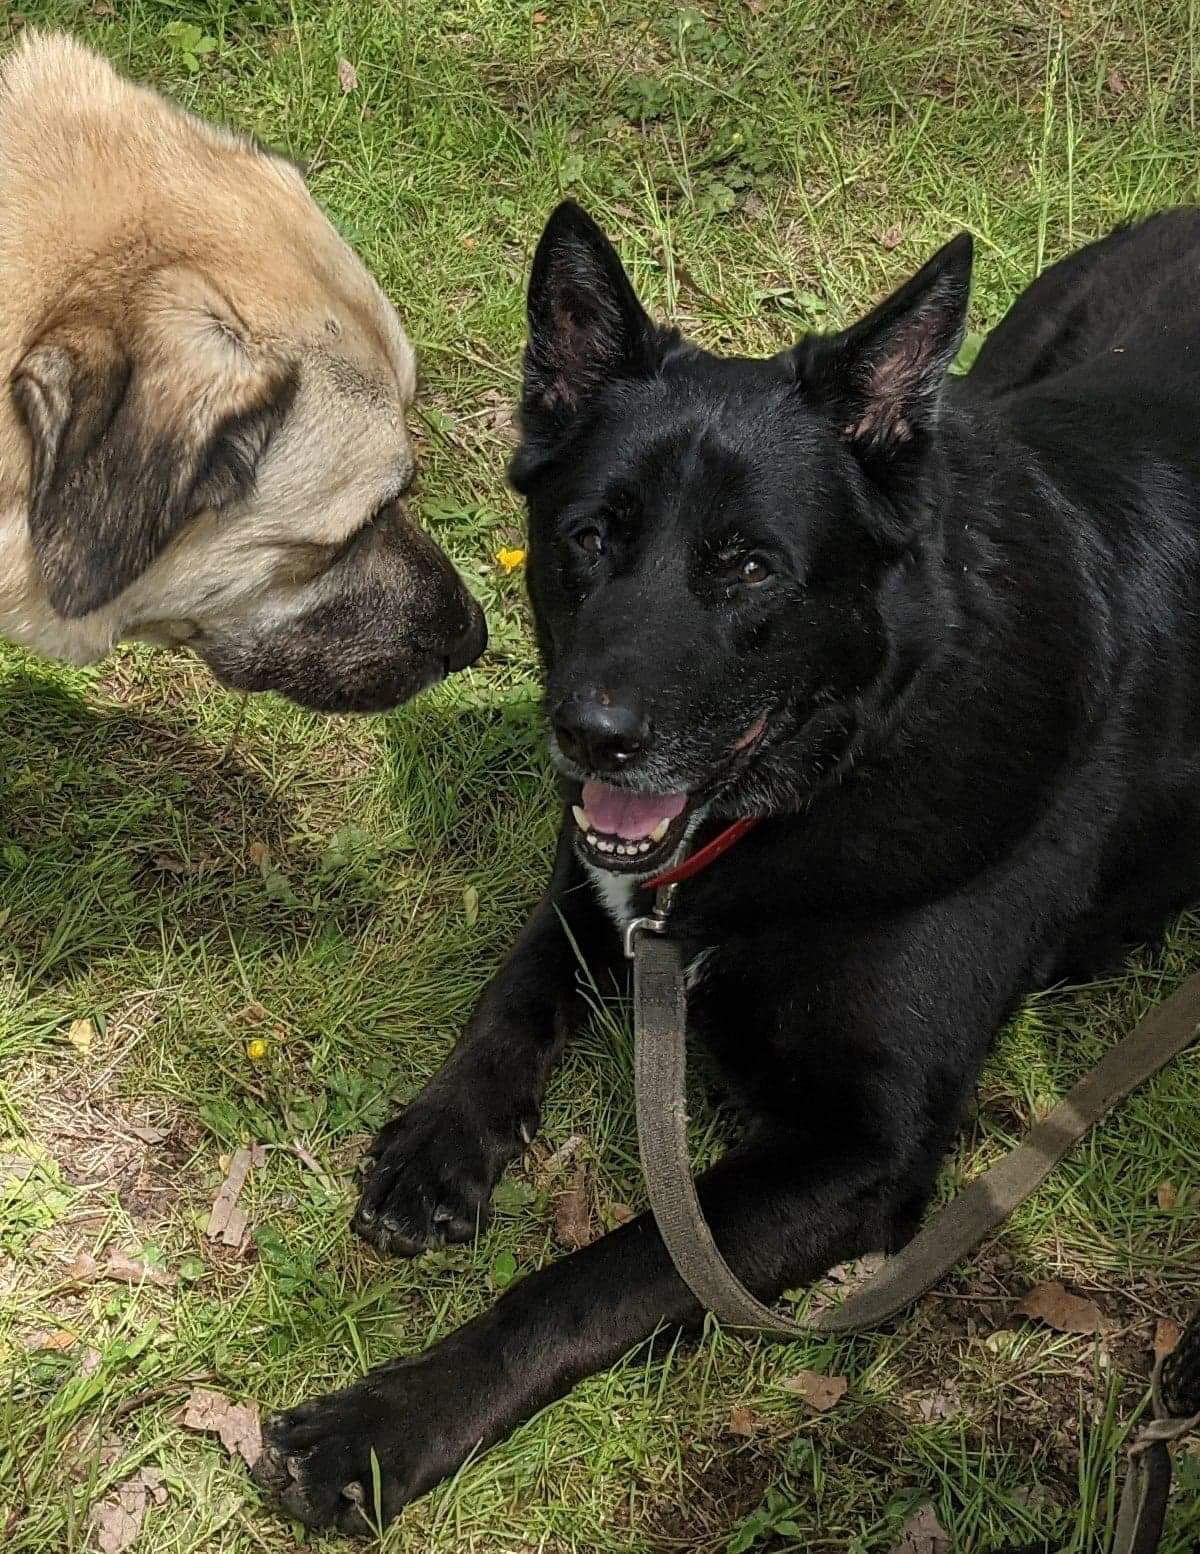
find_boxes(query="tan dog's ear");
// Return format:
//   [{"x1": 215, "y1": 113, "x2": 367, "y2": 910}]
[{"x1": 11, "y1": 267, "x2": 297, "y2": 619}]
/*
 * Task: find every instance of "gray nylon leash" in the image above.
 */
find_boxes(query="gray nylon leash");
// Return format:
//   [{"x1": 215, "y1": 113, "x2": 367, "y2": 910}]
[
  {"x1": 632, "y1": 917, "x2": 1200, "y2": 1336},
  {"x1": 631, "y1": 913, "x2": 1200, "y2": 1548}
]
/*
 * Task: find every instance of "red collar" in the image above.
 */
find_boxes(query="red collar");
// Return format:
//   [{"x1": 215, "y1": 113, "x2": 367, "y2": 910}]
[{"x1": 643, "y1": 816, "x2": 761, "y2": 890}]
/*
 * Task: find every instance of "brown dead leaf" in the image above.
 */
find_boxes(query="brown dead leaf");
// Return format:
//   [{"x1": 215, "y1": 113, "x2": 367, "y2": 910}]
[
  {"x1": 554, "y1": 1164, "x2": 594, "y2": 1249},
  {"x1": 603, "y1": 1201, "x2": 635, "y2": 1228},
  {"x1": 80, "y1": 1346, "x2": 103, "y2": 1377},
  {"x1": 877, "y1": 224, "x2": 904, "y2": 250},
  {"x1": 915, "y1": 1390, "x2": 956, "y2": 1422},
  {"x1": 205, "y1": 1144, "x2": 265, "y2": 1250},
  {"x1": 542, "y1": 1133, "x2": 585, "y2": 1174},
  {"x1": 1155, "y1": 1317, "x2": 1184, "y2": 1361},
  {"x1": 89, "y1": 1469, "x2": 166, "y2": 1554},
  {"x1": 779, "y1": 1369, "x2": 848, "y2": 1412},
  {"x1": 729, "y1": 1405, "x2": 765, "y2": 1436},
  {"x1": 338, "y1": 58, "x2": 358, "y2": 93},
  {"x1": 1107, "y1": 68, "x2": 1129, "y2": 95},
  {"x1": 63, "y1": 1250, "x2": 99, "y2": 1283},
  {"x1": 64, "y1": 1420, "x2": 123, "y2": 1481},
  {"x1": 102, "y1": 1250, "x2": 177, "y2": 1289},
  {"x1": 1157, "y1": 1181, "x2": 1178, "y2": 1211},
  {"x1": 26, "y1": 1326, "x2": 76, "y2": 1352},
  {"x1": 532, "y1": 9, "x2": 548, "y2": 21},
  {"x1": 181, "y1": 1387, "x2": 262, "y2": 1466},
  {"x1": 1015, "y1": 1280, "x2": 1112, "y2": 1334},
  {"x1": 127, "y1": 1122, "x2": 168, "y2": 1146},
  {"x1": 67, "y1": 1017, "x2": 96, "y2": 1058},
  {"x1": 888, "y1": 1502, "x2": 952, "y2": 1554},
  {"x1": 247, "y1": 842, "x2": 270, "y2": 869},
  {"x1": 93, "y1": 1, "x2": 116, "y2": 14}
]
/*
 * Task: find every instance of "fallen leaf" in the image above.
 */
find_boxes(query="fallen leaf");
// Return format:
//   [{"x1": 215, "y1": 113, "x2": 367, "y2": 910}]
[
  {"x1": 877, "y1": 224, "x2": 904, "y2": 250},
  {"x1": 554, "y1": 1164, "x2": 594, "y2": 1249},
  {"x1": 915, "y1": 1391, "x2": 956, "y2": 1422},
  {"x1": 463, "y1": 884, "x2": 480, "y2": 926},
  {"x1": 603, "y1": 1200, "x2": 635, "y2": 1228},
  {"x1": 779, "y1": 1370, "x2": 848, "y2": 1411},
  {"x1": 542, "y1": 1134, "x2": 586, "y2": 1174},
  {"x1": 888, "y1": 1502, "x2": 952, "y2": 1554},
  {"x1": 127, "y1": 1123, "x2": 168, "y2": 1146},
  {"x1": 63, "y1": 1420, "x2": 122, "y2": 1481},
  {"x1": 80, "y1": 1346, "x2": 103, "y2": 1377},
  {"x1": 1157, "y1": 1182, "x2": 1178, "y2": 1211},
  {"x1": 153, "y1": 853, "x2": 189, "y2": 874},
  {"x1": 247, "y1": 842, "x2": 270, "y2": 869},
  {"x1": 1107, "y1": 67, "x2": 1129, "y2": 95},
  {"x1": 26, "y1": 1327, "x2": 76, "y2": 1352},
  {"x1": 1155, "y1": 1317, "x2": 1184, "y2": 1361},
  {"x1": 292, "y1": 1139, "x2": 337, "y2": 1197},
  {"x1": 206, "y1": 1145, "x2": 265, "y2": 1250},
  {"x1": 826, "y1": 1252, "x2": 887, "y2": 1287},
  {"x1": 103, "y1": 1250, "x2": 177, "y2": 1289},
  {"x1": 338, "y1": 58, "x2": 358, "y2": 93},
  {"x1": 1015, "y1": 1280, "x2": 1112, "y2": 1334},
  {"x1": 181, "y1": 1386, "x2": 262, "y2": 1466},
  {"x1": 532, "y1": 9, "x2": 548, "y2": 21},
  {"x1": 88, "y1": 1469, "x2": 166, "y2": 1554},
  {"x1": 0, "y1": 1150, "x2": 36, "y2": 1185},
  {"x1": 983, "y1": 1328, "x2": 1018, "y2": 1353},
  {"x1": 63, "y1": 1250, "x2": 99, "y2": 1283},
  {"x1": 66, "y1": 1017, "x2": 96, "y2": 1058},
  {"x1": 729, "y1": 1404, "x2": 765, "y2": 1436}
]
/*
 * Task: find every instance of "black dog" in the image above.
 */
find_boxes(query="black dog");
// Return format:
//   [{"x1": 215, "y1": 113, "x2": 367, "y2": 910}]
[{"x1": 256, "y1": 203, "x2": 1200, "y2": 1532}]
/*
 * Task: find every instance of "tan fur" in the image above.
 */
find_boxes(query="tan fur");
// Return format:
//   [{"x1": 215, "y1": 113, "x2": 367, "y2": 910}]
[{"x1": 0, "y1": 32, "x2": 423, "y2": 668}]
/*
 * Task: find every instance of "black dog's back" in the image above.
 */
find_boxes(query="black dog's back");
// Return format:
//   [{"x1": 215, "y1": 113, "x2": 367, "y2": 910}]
[
  {"x1": 960, "y1": 210, "x2": 1200, "y2": 975},
  {"x1": 966, "y1": 208, "x2": 1200, "y2": 399}
]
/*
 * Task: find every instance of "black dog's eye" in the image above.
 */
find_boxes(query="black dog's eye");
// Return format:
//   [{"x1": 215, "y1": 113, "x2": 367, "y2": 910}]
[
  {"x1": 575, "y1": 527, "x2": 605, "y2": 557},
  {"x1": 719, "y1": 552, "x2": 772, "y2": 587}
]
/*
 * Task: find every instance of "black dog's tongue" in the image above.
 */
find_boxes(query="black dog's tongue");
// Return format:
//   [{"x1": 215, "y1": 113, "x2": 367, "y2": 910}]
[{"x1": 580, "y1": 780, "x2": 687, "y2": 839}]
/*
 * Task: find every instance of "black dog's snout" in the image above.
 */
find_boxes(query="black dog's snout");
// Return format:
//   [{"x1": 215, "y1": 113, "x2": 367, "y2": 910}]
[{"x1": 553, "y1": 691, "x2": 650, "y2": 772}]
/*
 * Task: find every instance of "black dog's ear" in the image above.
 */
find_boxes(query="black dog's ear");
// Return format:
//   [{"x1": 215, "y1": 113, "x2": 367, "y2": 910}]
[
  {"x1": 794, "y1": 233, "x2": 972, "y2": 467},
  {"x1": 12, "y1": 266, "x2": 296, "y2": 619},
  {"x1": 515, "y1": 201, "x2": 657, "y2": 458}
]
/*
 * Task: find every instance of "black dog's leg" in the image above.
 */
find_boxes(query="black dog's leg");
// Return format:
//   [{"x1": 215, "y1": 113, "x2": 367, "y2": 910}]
[
  {"x1": 353, "y1": 821, "x2": 618, "y2": 1256},
  {"x1": 256, "y1": 1108, "x2": 936, "y2": 1533}
]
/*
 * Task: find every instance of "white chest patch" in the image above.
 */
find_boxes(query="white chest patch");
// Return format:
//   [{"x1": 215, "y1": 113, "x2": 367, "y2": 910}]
[
  {"x1": 584, "y1": 861, "x2": 639, "y2": 930},
  {"x1": 584, "y1": 860, "x2": 715, "y2": 989}
]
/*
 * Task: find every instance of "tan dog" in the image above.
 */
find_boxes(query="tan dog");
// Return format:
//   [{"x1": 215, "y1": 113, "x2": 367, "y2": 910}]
[{"x1": 0, "y1": 32, "x2": 484, "y2": 711}]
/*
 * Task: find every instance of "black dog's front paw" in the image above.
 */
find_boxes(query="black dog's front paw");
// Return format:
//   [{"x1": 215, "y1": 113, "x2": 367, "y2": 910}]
[
  {"x1": 352, "y1": 1084, "x2": 537, "y2": 1256},
  {"x1": 252, "y1": 1357, "x2": 464, "y2": 1535}
]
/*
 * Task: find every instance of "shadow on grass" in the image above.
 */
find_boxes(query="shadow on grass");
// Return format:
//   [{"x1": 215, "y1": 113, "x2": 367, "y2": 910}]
[{"x1": 0, "y1": 668, "x2": 361, "y2": 992}]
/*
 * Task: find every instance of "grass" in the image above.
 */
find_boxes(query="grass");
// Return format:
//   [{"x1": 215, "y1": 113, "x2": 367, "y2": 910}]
[{"x1": 1, "y1": 1, "x2": 1199, "y2": 1550}]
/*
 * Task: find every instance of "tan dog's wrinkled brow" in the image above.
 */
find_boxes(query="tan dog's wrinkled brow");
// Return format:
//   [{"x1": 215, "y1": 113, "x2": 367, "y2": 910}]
[{"x1": 0, "y1": 31, "x2": 484, "y2": 711}]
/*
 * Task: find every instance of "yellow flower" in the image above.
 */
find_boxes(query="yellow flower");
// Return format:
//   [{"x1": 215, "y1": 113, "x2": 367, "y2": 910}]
[
  {"x1": 496, "y1": 547, "x2": 526, "y2": 573},
  {"x1": 246, "y1": 1037, "x2": 269, "y2": 1062}
]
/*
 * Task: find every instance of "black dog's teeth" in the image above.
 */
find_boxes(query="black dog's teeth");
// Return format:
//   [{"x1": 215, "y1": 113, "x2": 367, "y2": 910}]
[{"x1": 585, "y1": 831, "x2": 654, "y2": 857}]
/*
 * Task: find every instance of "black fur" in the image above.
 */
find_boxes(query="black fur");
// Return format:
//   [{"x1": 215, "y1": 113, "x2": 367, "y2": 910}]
[{"x1": 256, "y1": 202, "x2": 1200, "y2": 1532}]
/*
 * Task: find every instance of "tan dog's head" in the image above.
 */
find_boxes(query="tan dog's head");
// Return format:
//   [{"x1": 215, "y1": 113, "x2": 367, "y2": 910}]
[{"x1": 0, "y1": 33, "x2": 485, "y2": 712}]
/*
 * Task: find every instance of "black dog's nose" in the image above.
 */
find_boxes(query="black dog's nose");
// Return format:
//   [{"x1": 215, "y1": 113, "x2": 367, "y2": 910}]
[{"x1": 553, "y1": 692, "x2": 650, "y2": 772}]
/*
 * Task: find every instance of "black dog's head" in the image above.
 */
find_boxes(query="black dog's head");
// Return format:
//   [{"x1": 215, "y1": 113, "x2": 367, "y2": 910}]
[{"x1": 511, "y1": 201, "x2": 972, "y2": 876}]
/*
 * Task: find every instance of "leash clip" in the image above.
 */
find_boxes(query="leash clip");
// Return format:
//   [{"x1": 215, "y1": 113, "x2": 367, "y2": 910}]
[{"x1": 623, "y1": 882, "x2": 678, "y2": 959}]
